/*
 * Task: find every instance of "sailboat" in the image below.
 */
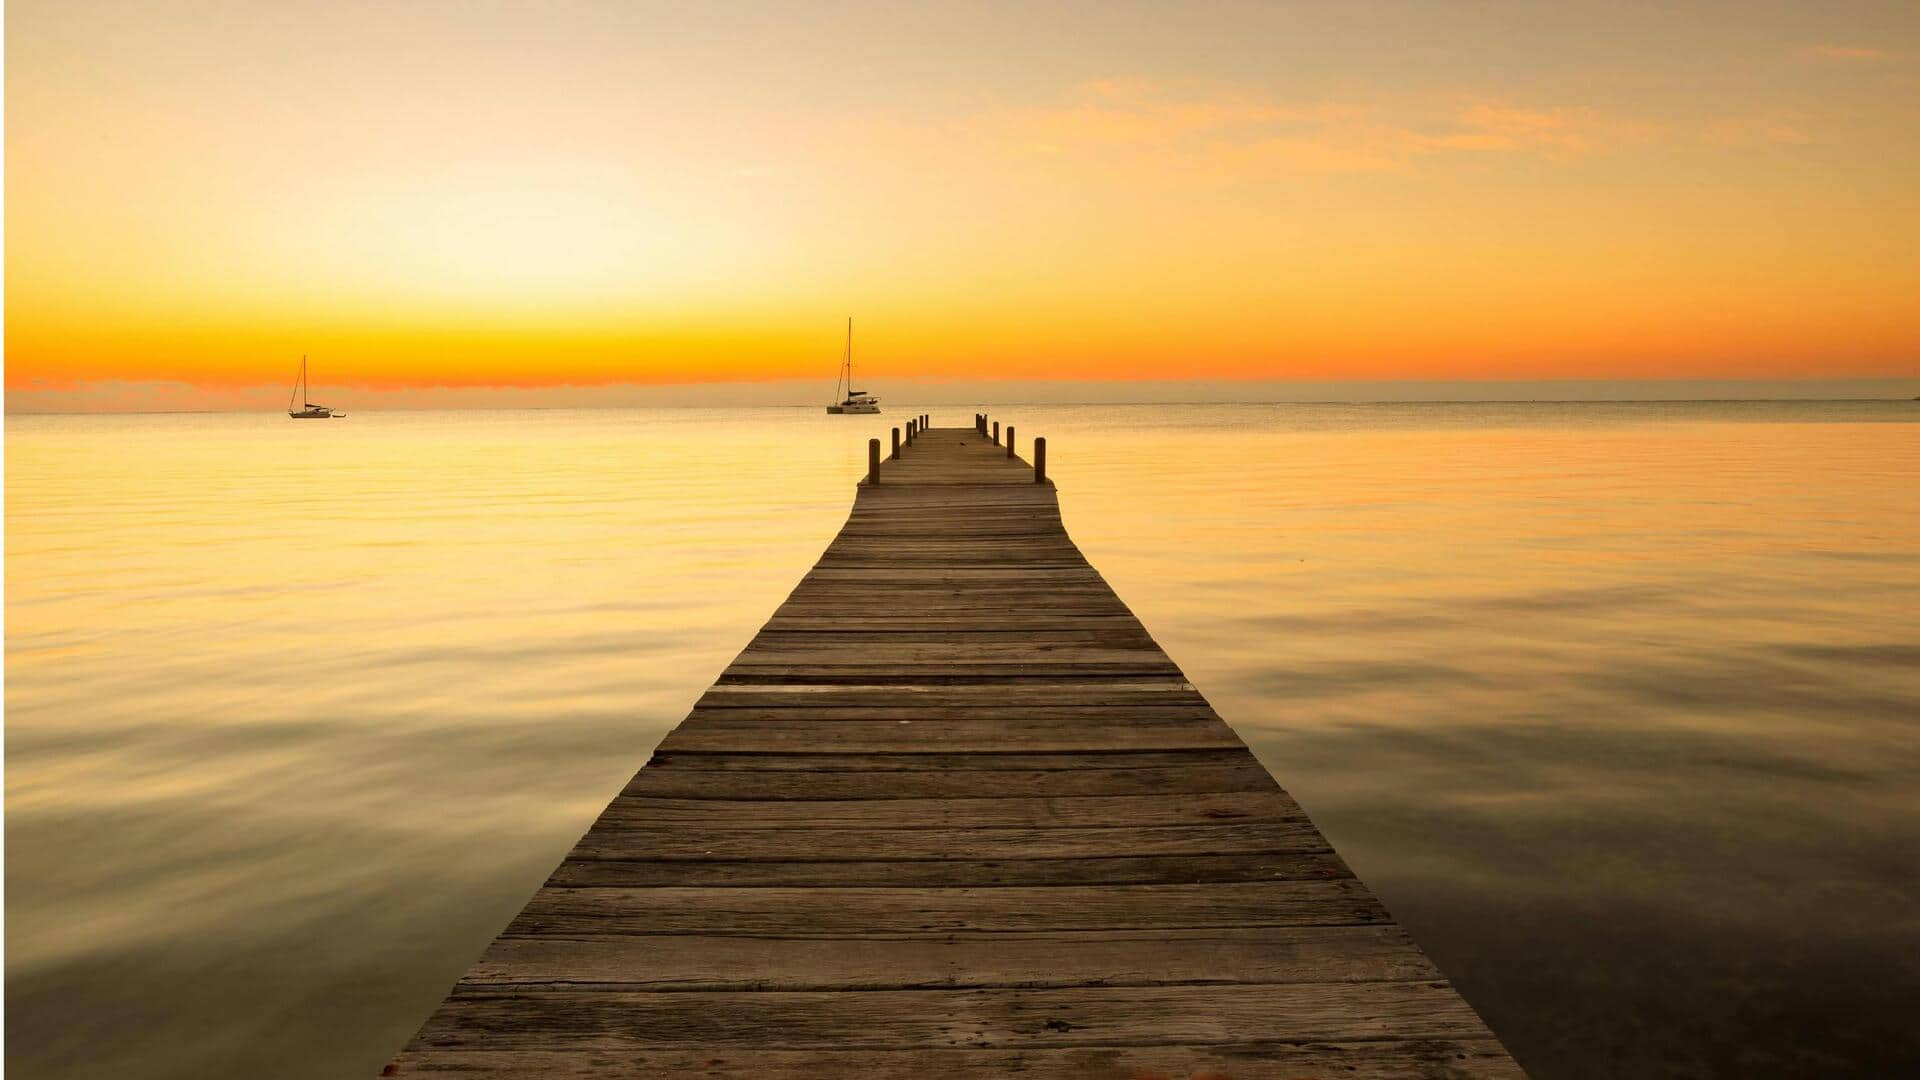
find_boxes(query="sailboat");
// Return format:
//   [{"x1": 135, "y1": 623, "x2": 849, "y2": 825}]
[
  {"x1": 824, "y1": 318, "x2": 879, "y2": 414},
  {"x1": 287, "y1": 355, "x2": 344, "y2": 419}
]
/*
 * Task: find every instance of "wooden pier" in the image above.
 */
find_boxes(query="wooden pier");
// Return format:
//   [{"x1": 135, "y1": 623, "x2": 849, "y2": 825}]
[{"x1": 387, "y1": 417, "x2": 1521, "y2": 1078}]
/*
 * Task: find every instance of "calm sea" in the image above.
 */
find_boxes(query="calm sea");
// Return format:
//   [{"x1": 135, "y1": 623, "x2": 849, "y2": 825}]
[{"x1": 7, "y1": 403, "x2": 1919, "y2": 1078}]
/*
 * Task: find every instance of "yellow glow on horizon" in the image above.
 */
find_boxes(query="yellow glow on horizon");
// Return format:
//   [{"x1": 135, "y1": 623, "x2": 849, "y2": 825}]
[{"x1": 7, "y1": 2, "x2": 1919, "y2": 399}]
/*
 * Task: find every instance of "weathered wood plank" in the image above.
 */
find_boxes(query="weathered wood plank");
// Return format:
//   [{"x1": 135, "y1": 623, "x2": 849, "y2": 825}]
[
  {"x1": 799, "y1": 568, "x2": 1106, "y2": 581},
  {"x1": 676, "y1": 704, "x2": 1227, "y2": 722},
  {"x1": 505, "y1": 880, "x2": 1382, "y2": 935},
  {"x1": 661, "y1": 716, "x2": 1237, "y2": 752},
  {"x1": 657, "y1": 716, "x2": 1243, "y2": 753},
  {"x1": 717, "y1": 661, "x2": 1178, "y2": 671},
  {"x1": 546, "y1": 852, "x2": 1350, "y2": 889},
  {"x1": 694, "y1": 685, "x2": 1209, "y2": 708},
  {"x1": 464, "y1": 927, "x2": 1440, "y2": 990},
  {"x1": 565, "y1": 822, "x2": 1329, "y2": 861},
  {"x1": 640, "y1": 749, "x2": 1258, "y2": 771},
  {"x1": 409, "y1": 982, "x2": 1493, "y2": 1050},
  {"x1": 761, "y1": 617, "x2": 1141, "y2": 630},
  {"x1": 743, "y1": 630, "x2": 1161, "y2": 647},
  {"x1": 600, "y1": 790, "x2": 1299, "y2": 829},
  {"x1": 387, "y1": 1041, "x2": 1525, "y2": 1079},
  {"x1": 621, "y1": 762, "x2": 1277, "y2": 800}
]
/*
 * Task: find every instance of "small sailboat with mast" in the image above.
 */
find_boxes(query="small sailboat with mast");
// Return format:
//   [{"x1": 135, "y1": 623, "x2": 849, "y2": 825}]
[
  {"x1": 287, "y1": 355, "x2": 344, "y2": 419},
  {"x1": 824, "y1": 317, "x2": 879, "y2": 414}
]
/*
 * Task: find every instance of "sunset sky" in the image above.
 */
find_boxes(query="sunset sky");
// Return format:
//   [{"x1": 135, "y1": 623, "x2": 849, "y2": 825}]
[{"x1": 7, "y1": 1, "x2": 1919, "y2": 406}]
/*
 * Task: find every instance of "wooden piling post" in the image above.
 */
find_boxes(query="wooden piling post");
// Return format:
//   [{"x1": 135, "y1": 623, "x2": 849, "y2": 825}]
[
  {"x1": 892, "y1": 427, "x2": 901, "y2": 459},
  {"x1": 1006, "y1": 425, "x2": 1015, "y2": 458},
  {"x1": 867, "y1": 438, "x2": 880, "y2": 484},
  {"x1": 992, "y1": 420, "x2": 999, "y2": 445},
  {"x1": 1034, "y1": 437, "x2": 1047, "y2": 484}
]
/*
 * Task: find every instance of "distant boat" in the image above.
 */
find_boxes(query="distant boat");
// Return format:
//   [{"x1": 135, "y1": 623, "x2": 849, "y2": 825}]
[
  {"x1": 825, "y1": 318, "x2": 879, "y2": 414},
  {"x1": 287, "y1": 355, "x2": 344, "y2": 419}
]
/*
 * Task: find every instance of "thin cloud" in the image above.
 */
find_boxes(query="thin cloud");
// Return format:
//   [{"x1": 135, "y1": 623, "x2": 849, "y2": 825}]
[
  {"x1": 1449, "y1": 104, "x2": 1597, "y2": 152},
  {"x1": 1705, "y1": 112, "x2": 1814, "y2": 147},
  {"x1": 950, "y1": 81, "x2": 1615, "y2": 179},
  {"x1": 1804, "y1": 44, "x2": 1890, "y2": 61}
]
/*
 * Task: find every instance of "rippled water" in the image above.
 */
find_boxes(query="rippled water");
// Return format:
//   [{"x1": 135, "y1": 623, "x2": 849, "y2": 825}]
[{"x1": 7, "y1": 403, "x2": 1918, "y2": 1078}]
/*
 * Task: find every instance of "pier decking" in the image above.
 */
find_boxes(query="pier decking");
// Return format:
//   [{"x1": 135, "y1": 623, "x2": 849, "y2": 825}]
[{"x1": 388, "y1": 420, "x2": 1521, "y2": 1078}]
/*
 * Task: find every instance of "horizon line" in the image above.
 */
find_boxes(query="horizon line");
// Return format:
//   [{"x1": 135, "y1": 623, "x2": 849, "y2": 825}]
[
  {"x1": 11, "y1": 397, "x2": 1920, "y2": 419},
  {"x1": 9, "y1": 375, "x2": 1917, "y2": 415}
]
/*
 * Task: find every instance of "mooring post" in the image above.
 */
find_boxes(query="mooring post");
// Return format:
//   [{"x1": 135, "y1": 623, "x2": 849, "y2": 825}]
[
  {"x1": 868, "y1": 438, "x2": 881, "y2": 484},
  {"x1": 906, "y1": 420, "x2": 915, "y2": 445},
  {"x1": 1034, "y1": 437, "x2": 1047, "y2": 484},
  {"x1": 992, "y1": 420, "x2": 1000, "y2": 444},
  {"x1": 1006, "y1": 425, "x2": 1015, "y2": 458},
  {"x1": 892, "y1": 427, "x2": 901, "y2": 459}
]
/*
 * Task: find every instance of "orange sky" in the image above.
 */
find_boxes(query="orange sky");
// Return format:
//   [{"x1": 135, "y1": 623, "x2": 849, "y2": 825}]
[{"x1": 7, "y1": 2, "x2": 1919, "y2": 402}]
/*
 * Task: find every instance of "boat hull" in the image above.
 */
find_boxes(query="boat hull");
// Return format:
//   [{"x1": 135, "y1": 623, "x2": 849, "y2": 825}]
[
  {"x1": 826, "y1": 404, "x2": 880, "y2": 414},
  {"x1": 289, "y1": 409, "x2": 336, "y2": 418}
]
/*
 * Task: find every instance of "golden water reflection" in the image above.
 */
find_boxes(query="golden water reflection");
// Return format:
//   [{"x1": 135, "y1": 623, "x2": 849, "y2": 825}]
[{"x1": 7, "y1": 403, "x2": 1918, "y2": 1078}]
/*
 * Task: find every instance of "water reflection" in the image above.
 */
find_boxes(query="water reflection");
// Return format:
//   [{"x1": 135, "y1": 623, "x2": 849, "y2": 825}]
[
  {"x1": 1030, "y1": 405, "x2": 1919, "y2": 1077},
  {"x1": 7, "y1": 403, "x2": 1918, "y2": 1077}
]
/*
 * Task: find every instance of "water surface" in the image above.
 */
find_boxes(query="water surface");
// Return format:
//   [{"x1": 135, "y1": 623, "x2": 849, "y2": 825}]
[{"x1": 8, "y1": 403, "x2": 1918, "y2": 1077}]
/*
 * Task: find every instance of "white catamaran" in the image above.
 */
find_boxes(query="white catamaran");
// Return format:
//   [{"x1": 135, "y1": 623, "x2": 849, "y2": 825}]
[
  {"x1": 287, "y1": 355, "x2": 344, "y2": 419},
  {"x1": 825, "y1": 318, "x2": 879, "y2": 414}
]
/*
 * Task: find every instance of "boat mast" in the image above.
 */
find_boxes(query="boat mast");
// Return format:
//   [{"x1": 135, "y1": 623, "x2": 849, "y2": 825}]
[
  {"x1": 843, "y1": 317, "x2": 853, "y2": 399},
  {"x1": 831, "y1": 322, "x2": 844, "y2": 402}
]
